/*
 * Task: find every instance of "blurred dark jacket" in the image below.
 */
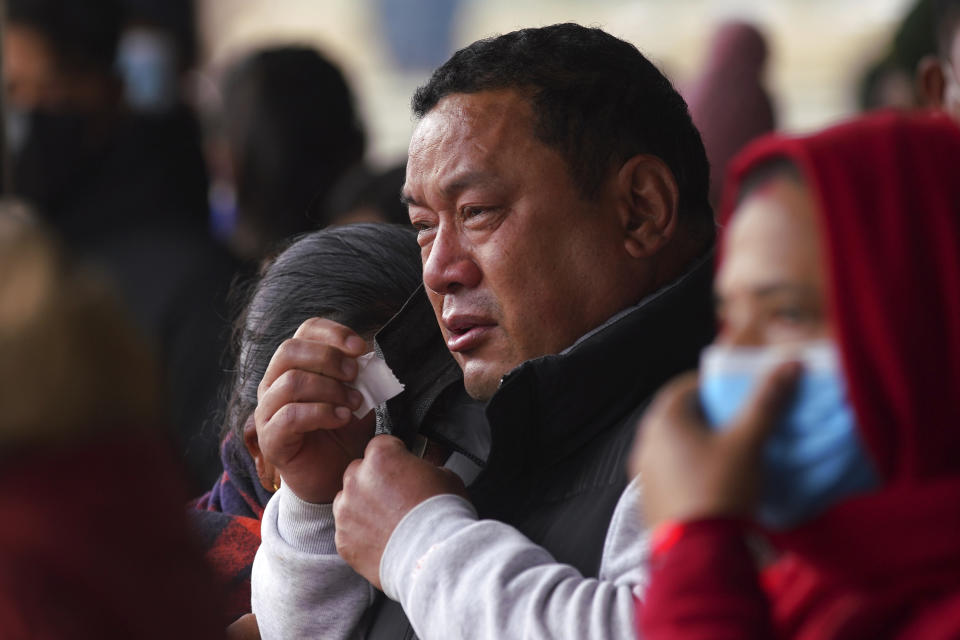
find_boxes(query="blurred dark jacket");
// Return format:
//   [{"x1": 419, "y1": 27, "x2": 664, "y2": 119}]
[{"x1": 16, "y1": 106, "x2": 241, "y2": 491}]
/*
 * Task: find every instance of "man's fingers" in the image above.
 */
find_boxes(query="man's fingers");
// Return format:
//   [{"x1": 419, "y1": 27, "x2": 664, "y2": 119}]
[
  {"x1": 731, "y1": 360, "x2": 802, "y2": 446},
  {"x1": 364, "y1": 434, "x2": 407, "y2": 457},
  {"x1": 341, "y1": 457, "x2": 363, "y2": 491}
]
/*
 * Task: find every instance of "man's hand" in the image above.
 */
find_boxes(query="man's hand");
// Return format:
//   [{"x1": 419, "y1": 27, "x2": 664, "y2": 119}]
[
  {"x1": 255, "y1": 317, "x2": 374, "y2": 504},
  {"x1": 333, "y1": 436, "x2": 468, "y2": 589},
  {"x1": 629, "y1": 362, "x2": 800, "y2": 529}
]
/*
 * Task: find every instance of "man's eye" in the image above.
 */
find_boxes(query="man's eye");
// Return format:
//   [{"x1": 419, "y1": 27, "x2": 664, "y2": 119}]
[
  {"x1": 411, "y1": 217, "x2": 437, "y2": 231},
  {"x1": 412, "y1": 221, "x2": 435, "y2": 241},
  {"x1": 462, "y1": 205, "x2": 499, "y2": 219}
]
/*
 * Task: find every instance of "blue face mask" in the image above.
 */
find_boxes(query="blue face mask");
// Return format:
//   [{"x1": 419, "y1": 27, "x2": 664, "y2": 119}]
[
  {"x1": 699, "y1": 341, "x2": 880, "y2": 530},
  {"x1": 116, "y1": 28, "x2": 178, "y2": 114}
]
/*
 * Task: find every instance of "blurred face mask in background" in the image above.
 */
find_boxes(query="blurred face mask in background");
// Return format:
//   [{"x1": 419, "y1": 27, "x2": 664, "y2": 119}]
[
  {"x1": 116, "y1": 27, "x2": 178, "y2": 114},
  {"x1": 699, "y1": 340, "x2": 880, "y2": 530}
]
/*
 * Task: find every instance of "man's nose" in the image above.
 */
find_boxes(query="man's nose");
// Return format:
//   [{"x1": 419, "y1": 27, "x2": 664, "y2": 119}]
[{"x1": 422, "y1": 225, "x2": 482, "y2": 295}]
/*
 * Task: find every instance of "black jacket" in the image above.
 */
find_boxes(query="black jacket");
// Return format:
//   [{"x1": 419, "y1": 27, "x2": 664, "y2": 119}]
[{"x1": 367, "y1": 251, "x2": 716, "y2": 639}]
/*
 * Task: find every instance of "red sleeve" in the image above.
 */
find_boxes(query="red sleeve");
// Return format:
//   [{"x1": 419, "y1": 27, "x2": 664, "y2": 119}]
[{"x1": 637, "y1": 518, "x2": 774, "y2": 640}]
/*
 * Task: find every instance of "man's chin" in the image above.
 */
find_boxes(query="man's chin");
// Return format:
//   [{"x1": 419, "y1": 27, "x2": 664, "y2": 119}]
[{"x1": 460, "y1": 360, "x2": 509, "y2": 402}]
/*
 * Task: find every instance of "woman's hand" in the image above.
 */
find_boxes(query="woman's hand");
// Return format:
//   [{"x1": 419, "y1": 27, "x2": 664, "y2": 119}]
[
  {"x1": 629, "y1": 362, "x2": 801, "y2": 529},
  {"x1": 254, "y1": 318, "x2": 375, "y2": 504}
]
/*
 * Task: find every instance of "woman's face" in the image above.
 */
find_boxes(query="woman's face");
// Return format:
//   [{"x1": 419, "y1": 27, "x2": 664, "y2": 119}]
[{"x1": 715, "y1": 174, "x2": 833, "y2": 347}]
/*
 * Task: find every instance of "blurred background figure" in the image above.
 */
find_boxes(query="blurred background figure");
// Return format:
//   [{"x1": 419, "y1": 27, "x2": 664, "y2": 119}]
[
  {"x1": 917, "y1": 0, "x2": 960, "y2": 121},
  {"x1": 858, "y1": 0, "x2": 935, "y2": 110},
  {"x1": 0, "y1": 208, "x2": 226, "y2": 638},
  {"x1": 684, "y1": 20, "x2": 776, "y2": 208},
  {"x1": 324, "y1": 162, "x2": 409, "y2": 227},
  {"x1": 115, "y1": 0, "x2": 199, "y2": 115},
  {"x1": 194, "y1": 0, "x2": 941, "y2": 163},
  {"x1": 2, "y1": 0, "x2": 240, "y2": 491},
  {"x1": 205, "y1": 46, "x2": 366, "y2": 261},
  {"x1": 374, "y1": 0, "x2": 462, "y2": 72}
]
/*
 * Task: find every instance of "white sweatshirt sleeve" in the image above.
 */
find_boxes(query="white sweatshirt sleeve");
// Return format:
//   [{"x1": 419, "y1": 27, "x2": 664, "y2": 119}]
[
  {"x1": 251, "y1": 484, "x2": 376, "y2": 640},
  {"x1": 379, "y1": 476, "x2": 649, "y2": 640}
]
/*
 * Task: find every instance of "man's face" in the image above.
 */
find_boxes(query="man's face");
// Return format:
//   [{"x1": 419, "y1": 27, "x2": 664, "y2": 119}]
[{"x1": 403, "y1": 89, "x2": 640, "y2": 400}]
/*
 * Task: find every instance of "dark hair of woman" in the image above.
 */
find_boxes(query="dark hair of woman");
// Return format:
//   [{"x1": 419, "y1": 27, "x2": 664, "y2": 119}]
[{"x1": 221, "y1": 223, "x2": 421, "y2": 443}]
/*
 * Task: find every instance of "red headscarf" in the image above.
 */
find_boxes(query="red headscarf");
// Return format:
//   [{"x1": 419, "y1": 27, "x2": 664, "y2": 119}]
[{"x1": 718, "y1": 111, "x2": 960, "y2": 638}]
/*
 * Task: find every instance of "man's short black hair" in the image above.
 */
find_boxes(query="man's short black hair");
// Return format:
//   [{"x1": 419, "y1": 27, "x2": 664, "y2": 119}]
[
  {"x1": 412, "y1": 23, "x2": 713, "y2": 237},
  {"x1": 6, "y1": 0, "x2": 123, "y2": 73},
  {"x1": 935, "y1": 0, "x2": 960, "y2": 59}
]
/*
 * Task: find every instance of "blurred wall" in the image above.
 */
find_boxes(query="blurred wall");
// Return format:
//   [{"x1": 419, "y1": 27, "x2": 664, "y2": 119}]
[{"x1": 196, "y1": 0, "x2": 916, "y2": 165}]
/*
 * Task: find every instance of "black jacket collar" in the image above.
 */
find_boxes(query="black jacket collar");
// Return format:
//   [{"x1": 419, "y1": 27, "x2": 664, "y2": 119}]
[
  {"x1": 377, "y1": 249, "x2": 716, "y2": 480},
  {"x1": 481, "y1": 250, "x2": 716, "y2": 482}
]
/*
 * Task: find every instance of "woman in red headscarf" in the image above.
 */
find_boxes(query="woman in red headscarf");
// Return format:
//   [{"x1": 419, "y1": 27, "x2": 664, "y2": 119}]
[{"x1": 630, "y1": 111, "x2": 960, "y2": 639}]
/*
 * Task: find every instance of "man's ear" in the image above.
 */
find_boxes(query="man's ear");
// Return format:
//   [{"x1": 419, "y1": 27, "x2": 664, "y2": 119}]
[
  {"x1": 917, "y1": 55, "x2": 946, "y2": 107},
  {"x1": 617, "y1": 155, "x2": 679, "y2": 259},
  {"x1": 243, "y1": 415, "x2": 279, "y2": 492}
]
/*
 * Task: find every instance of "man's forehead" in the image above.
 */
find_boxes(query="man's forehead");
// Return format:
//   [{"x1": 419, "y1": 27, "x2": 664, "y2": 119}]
[
  {"x1": 427, "y1": 89, "x2": 532, "y2": 124},
  {"x1": 404, "y1": 90, "x2": 536, "y2": 197},
  {"x1": 408, "y1": 90, "x2": 534, "y2": 156}
]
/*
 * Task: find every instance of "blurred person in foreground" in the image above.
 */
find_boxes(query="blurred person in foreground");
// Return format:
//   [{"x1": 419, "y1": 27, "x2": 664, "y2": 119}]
[
  {"x1": 250, "y1": 23, "x2": 716, "y2": 639},
  {"x1": 633, "y1": 111, "x2": 960, "y2": 638},
  {"x1": 3, "y1": 0, "x2": 241, "y2": 491},
  {"x1": 684, "y1": 21, "x2": 776, "y2": 208},
  {"x1": 190, "y1": 224, "x2": 423, "y2": 621},
  {"x1": 207, "y1": 46, "x2": 367, "y2": 261},
  {"x1": 0, "y1": 209, "x2": 225, "y2": 638},
  {"x1": 917, "y1": 0, "x2": 960, "y2": 121}
]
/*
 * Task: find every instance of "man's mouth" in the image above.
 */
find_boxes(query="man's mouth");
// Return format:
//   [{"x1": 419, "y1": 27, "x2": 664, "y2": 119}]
[{"x1": 443, "y1": 314, "x2": 496, "y2": 353}]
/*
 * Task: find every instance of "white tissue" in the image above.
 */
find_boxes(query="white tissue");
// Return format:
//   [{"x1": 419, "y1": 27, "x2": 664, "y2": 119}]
[{"x1": 349, "y1": 352, "x2": 405, "y2": 418}]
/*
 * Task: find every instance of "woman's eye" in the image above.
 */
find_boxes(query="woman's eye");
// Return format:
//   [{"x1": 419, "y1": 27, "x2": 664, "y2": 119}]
[{"x1": 772, "y1": 307, "x2": 817, "y2": 324}]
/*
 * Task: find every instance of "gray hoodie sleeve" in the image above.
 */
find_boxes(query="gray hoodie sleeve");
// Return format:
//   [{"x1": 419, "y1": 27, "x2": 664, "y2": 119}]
[
  {"x1": 379, "y1": 476, "x2": 649, "y2": 640},
  {"x1": 251, "y1": 484, "x2": 375, "y2": 640},
  {"x1": 252, "y1": 478, "x2": 648, "y2": 639}
]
